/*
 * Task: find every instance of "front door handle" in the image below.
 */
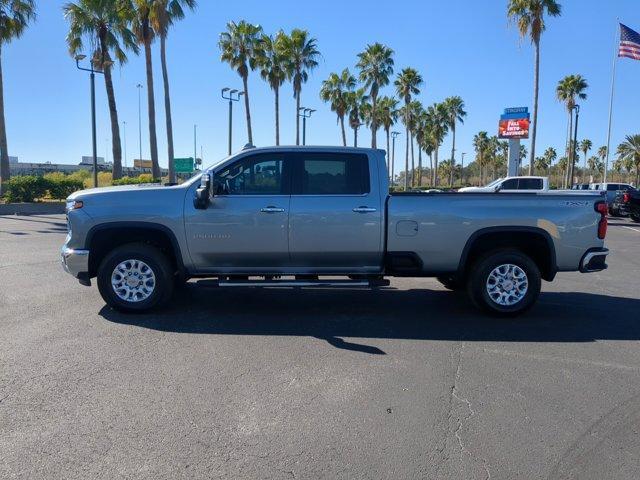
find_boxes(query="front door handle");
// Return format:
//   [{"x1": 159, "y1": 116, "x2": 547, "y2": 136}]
[
  {"x1": 353, "y1": 206, "x2": 377, "y2": 213},
  {"x1": 260, "y1": 206, "x2": 285, "y2": 213}
]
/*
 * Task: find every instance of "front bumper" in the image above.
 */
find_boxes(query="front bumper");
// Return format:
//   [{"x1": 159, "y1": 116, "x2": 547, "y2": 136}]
[
  {"x1": 61, "y1": 247, "x2": 90, "y2": 285},
  {"x1": 580, "y1": 248, "x2": 609, "y2": 273}
]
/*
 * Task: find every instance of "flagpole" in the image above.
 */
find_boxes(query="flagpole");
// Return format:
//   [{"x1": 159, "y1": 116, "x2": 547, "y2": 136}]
[{"x1": 604, "y1": 21, "x2": 620, "y2": 183}]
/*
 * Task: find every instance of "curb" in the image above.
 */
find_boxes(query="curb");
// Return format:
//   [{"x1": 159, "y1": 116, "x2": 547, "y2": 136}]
[{"x1": 0, "y1": 202, "x2": 66, "y2": 216}]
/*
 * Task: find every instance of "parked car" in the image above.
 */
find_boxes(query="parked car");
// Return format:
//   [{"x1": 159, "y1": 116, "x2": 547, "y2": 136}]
[
  {"x1": 458, "y1": 176, "x2": 549, "y2": 193},
  {"x1": 62, "y1": 146, "x2": 609, "y2": 317},
  {"x1": 589, "y1": 182, "x2": 634, "y2": 206},
  {"x1": 612, "y1": 187, "x2": 640, "y2": 222},
  {"x1": 572, "y1": 183, "x2": 590, "y2": 190}
]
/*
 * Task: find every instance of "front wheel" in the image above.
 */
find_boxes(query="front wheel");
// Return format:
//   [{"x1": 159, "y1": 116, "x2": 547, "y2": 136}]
[
  {"x1": 97, "y1": 243, "x2": 174, "y2": 313},
  {"x1": 631, "y1": 214, "x2": 640, "y2": 223},
  {"x1": 466, "y1": 250, "x2": 541, "y2": 317}
]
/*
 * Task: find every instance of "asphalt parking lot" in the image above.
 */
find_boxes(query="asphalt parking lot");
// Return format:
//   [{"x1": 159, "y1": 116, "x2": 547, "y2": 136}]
[{"x1": 1, "y1": 214, "x2": 639, "y2": 480}]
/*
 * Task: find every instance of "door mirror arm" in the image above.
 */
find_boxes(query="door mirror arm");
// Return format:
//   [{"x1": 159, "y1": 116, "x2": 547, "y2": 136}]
[{"x1": 194, "y1": 173, "x2": 212, "y2": 209}]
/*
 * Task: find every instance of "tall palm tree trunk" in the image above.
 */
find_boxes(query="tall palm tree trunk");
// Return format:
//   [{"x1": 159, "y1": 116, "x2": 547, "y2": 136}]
[
  {"x1": 564, "y1": 110, "x2": 573, "y2": 188},
  {"x1": 0, "y1": 44, "x2": 10, "y2": 193},
  {"x1": 404, "y1": 113, "x2": 409, "y2": 191},
  {"x1": 103, "y1": 65, "x2": 123, "y2": 180},
  {"x1": 418, "y1": 147, "x2": 423, "y2": 187},
  {"x1": 429, "y1": 153, "x2": 433, "y2": 187},
  {"x1": 529, "y1": 41, "x2": 540, "y2": 175},
  {"x1": 410, "y1": 133, "x2": 415, "y2": 187},
  {"x1": 450, "y1": 123, "x2": 456, "y2": 187},
  {"x1": 274, "y1": 86, "x2": 280, "y2": 145},
  {"x1": 295, "y1": 86, "x2": 301, "y2": 145},
  {"x1": 242, "y1": 74, "x2": 253, "y2": 145},
  {"x1": 434, "y1": 148, "x2": 439, "y2": 186},
  {"x1": 339, "y1": 116, "x2": 346, "y2": 147},
  {"x1": 143, "y1": 35, "x2": 160, "y2": 179},
  {"x1": 160, "y1": 35, "x2": 175, "y2": 183},
  {"x1": 370, "y1": 94, "x2": 377, "y2": 148},
  {"x1": 353, "y1": 127, "x2": 358, "y2": 147}
]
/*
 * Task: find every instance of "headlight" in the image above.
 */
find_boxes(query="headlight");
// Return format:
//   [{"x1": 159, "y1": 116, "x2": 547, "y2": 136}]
[{"x1": 66, "y1": 200, "x2": 83, "y2": 212}]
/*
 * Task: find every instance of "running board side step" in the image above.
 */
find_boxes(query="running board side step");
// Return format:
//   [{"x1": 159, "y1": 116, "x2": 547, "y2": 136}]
[{"x1": 197, "y1": 278, "x2": 390, "y2": 288}]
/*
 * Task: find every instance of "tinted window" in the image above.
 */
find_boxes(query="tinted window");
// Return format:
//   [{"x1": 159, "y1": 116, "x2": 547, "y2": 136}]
[
  {"x1": 214, "y1": 154, "x2": 285, "y2": 195},
  {"x1": 500, "y1": 179, "x2": 519, "y2": 189},
  {"x1": 519, "y1": 178, "x2": 543, "y2": 190},
  {"x1": 298, "y1": 153, "x2": 370, "y2": 194},
  {"x1": 607, "y1": 184, "x2": 619, "y2": 191}
]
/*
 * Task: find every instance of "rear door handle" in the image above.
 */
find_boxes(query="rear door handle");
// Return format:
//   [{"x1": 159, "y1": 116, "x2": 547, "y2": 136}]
[
  {"x1": 260, "y1": 206, "x2": 285, "y2": 213},
  {"x1": 353, "y1": 206, "x2": 377, "y2": 213}
]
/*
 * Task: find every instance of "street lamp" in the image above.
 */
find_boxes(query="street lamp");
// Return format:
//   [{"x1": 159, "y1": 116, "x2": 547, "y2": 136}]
[
  {"x1": 221, "y1": 87, "x2": 244, "y2": 155},
  {"x1": 391, "y1": 131, "x2": 401, "y2": 185},
  {"x1": 75, "y1": 54, "x2": 110, "y2": 188},
  {"x1": 297, "y1": 107, "x2": 316, "y2": 146}
]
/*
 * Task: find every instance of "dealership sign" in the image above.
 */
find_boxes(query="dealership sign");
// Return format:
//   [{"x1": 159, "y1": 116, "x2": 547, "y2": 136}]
[{"x1": 498, "y1": 107, "x2": 530, "y2": 140}]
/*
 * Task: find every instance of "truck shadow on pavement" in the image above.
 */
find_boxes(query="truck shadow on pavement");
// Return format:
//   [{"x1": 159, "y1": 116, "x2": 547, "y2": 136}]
[{"x1": 99, "y1": 286, "x2": 640, "y2": 355}]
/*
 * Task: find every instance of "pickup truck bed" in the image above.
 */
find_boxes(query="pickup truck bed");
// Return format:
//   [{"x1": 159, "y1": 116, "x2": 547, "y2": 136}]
[{"x1": 62, "y1": 146, "x2": 609, "y2": 316}]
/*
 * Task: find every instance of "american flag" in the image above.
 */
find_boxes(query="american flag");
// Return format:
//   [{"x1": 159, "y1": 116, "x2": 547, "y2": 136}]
[{"x1": 619, "y1": 24, "x2": 640, "y2": 60}]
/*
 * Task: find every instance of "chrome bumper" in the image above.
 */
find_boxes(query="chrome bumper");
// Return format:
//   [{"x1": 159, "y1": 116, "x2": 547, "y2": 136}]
[
  {"x1": 580, "y1": 248, "x2": 609, "y2": 273},
  {"x1": 61, "y1": 247, "x2": 90, "y2": 280}
]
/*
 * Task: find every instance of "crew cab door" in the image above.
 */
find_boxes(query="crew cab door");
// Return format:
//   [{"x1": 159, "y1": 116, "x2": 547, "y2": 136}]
[
  {"x1": 288, "y1": 152, "x2": 383, "y2": 272},
  {"x1": 184, "y1": 152, "x2": 292, "y2": 272}
]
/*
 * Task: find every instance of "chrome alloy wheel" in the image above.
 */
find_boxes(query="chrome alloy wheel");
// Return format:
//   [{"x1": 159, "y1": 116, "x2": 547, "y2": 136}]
[
  {"x1": 485, "y1": 263, "x2": 528, "y2": 306},
  {"x1": 111, "y1": 259, "x2": 156, "y2": 303}
]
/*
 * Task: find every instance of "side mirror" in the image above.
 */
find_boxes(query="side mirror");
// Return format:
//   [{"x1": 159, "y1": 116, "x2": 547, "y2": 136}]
[{"x1": 193, "y1": 173, "x2": 211, "y2": 209}]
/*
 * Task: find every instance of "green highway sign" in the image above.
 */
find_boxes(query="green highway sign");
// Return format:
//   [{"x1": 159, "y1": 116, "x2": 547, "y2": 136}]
[{"x1": 174, "y1": 157, "x2": 194, "y2": 173}]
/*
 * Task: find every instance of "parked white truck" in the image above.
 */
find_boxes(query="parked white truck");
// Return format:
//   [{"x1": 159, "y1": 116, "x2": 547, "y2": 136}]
[{"x1": 62, "y1": 147, "x2": 609, "y2": 316}]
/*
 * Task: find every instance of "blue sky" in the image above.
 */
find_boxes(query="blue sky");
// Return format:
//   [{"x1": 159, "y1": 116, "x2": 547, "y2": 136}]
[{"x1": 3, "y1": 0, "x2": 640, "y2": 174}]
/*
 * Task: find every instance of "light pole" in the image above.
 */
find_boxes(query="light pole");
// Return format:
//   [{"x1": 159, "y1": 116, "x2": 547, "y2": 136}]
[
  {"x1": 137, "y1": 84, "x2": 143, "y2": 165},
  {"x1": 391, "y1": 131, "x2": 400, "y2": 185},
  {"x1": 75, "y1": 54, "x2": 109, "y2": 188},
  {"x1": 194, "y1": 125, "x2": 197, "y2": 167},
  {"x1": 297, "y1": 107, "x2": 315, "y2": 146},
  {"x1": 221, "y1": 88, "x2": 243, "y2": 155}
]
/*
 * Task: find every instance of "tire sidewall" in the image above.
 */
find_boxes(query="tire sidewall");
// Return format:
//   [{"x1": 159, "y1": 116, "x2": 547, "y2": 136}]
[
  {"x1": 468, "y1": 250, "x2": 541, "y2": 317},
  {"x1": 97, "y1": 244, "x2": 173, "y2": 312}
]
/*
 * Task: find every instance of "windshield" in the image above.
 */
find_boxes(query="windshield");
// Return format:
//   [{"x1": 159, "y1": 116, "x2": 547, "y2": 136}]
[{"x1": 484, "y1": 178, "x2": 504, "y2": 188}]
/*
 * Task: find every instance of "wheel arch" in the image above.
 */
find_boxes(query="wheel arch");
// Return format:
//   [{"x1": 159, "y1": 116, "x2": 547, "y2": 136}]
[
  {"x1": 85, "y1": 222, "x2": 185, "y2": 278},
  {"x1": 457, "y1": 226, "x2": 557, "y2": 282}
]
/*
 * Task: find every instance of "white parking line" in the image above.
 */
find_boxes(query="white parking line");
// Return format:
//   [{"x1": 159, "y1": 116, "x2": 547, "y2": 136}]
[{"x1": 622, "y1": 226, "x2": 640, "y2": 233}]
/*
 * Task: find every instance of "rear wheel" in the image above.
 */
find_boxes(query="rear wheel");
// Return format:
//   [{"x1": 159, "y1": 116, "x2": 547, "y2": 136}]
[
  {"x1": 466, "y1": 249, "x2": 541, "y2": 317},
  {"x1": 97, "y1": 243, "x2": 174, "y2": 313},
  {"x1": 631, "y1": 213, "x2": 640, "y2": 223}
]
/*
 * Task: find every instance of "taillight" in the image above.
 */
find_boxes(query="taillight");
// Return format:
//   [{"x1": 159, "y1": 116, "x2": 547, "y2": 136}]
[
  {"x1": 623, "y1": 192, "x2": 630, "y2": 203},
  {"x1": 595, "y1": 201, "x2": 607, "y2": 239}
]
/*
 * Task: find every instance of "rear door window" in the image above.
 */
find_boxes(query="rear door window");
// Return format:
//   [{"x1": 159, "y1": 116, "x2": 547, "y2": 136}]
[
  {"x1": 607, "y1": 184, "x2": 619, "y2": 191},
  {"x1": 518, "y1": 178, "x2": 543, "y2": 190},
  {"x1": 295, "y1": 153, "x2": 370, "y2": 195}
]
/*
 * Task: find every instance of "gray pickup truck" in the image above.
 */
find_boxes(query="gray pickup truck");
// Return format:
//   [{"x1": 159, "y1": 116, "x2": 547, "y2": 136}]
[{"x1": 61, "y1": 146, "x2": 609, "y2": 316}]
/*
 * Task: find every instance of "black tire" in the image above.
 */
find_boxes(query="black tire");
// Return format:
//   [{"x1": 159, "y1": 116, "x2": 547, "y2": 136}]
[
  {"x1": 466, "y1": 249, "x2": 541, "y2": 317},
  {"x1": 631, "y1": 214, "x2": 640, "y2": 223},
  {"x1": 609, "y1": 206, "x2": 621, "y2": 217},
  {"x1": 97, "y1": 243, "x2": 174, "y2": 313},
  {"x1": 437, "y1": 276, "x2": 463, "y2": 291}
]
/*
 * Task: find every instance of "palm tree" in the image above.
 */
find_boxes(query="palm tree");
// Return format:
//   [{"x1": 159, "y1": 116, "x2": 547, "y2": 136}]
[
  {"x1": 65, "y1": 0, "x2": 137, "y2": 181},
  {"x1": 543, "y1": 147, "x2": 557, "y2": 176},
  {"x1": 346, "y1": 88, "x2": 368, "y2": 147},
  {"x1": 578, "y1": 139, "x2": 592, "y2": 182},
  {"x1": 150, "y1": 0, "x2": 196, "y2": 183},
  {"x1": 320, "y1": 68, "x2": 356, "y2": 147},
  {"x1": 556, "y1": 74, "x2": 588, "y2": 187},
  {"x1": 131, "y1": 0, "x2": 161, "y2": 179},
  {"x1": 0, "y1": 0, "x2": 36, "y2": 191},
  {"x1": 280, "y1": 29, "x2": 320, "y2": 145},
  {"x1": 556, "y1": 156, "x2": 568, "y2": 185},
  {"x1": 597, "y1": 145, "x2": 607, "y2": 178},
  {"x1": 442, "y1": 96, "x2": 466, "y2": 186},
  {"x1": 378, "y1": 96, "x2": 399, "y2": 176},
  {"x1": 508, "y1": 0, "x2": 562, "y2": 173},
  {"x1": 473, "y1": 131, "x2": 490, "y2": 185},
  {"x1": 425, "y1": 103, "x2": 449, "y2": 186},
  {"x1": 258, "y1": 31, "x2": 288, "y2": 145},
  {"x1": 394, "y1": 68, "x2": 422, "y2": 190},
  {"x1": 219, "y1": 20, "x2": 263, "y2": 146},
  {"x1": 356, "y1": 43, "x2": 394, "y2": 148},
  {"x1": 617, "y1": 134, "x2": 640, "y2": 186}
]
